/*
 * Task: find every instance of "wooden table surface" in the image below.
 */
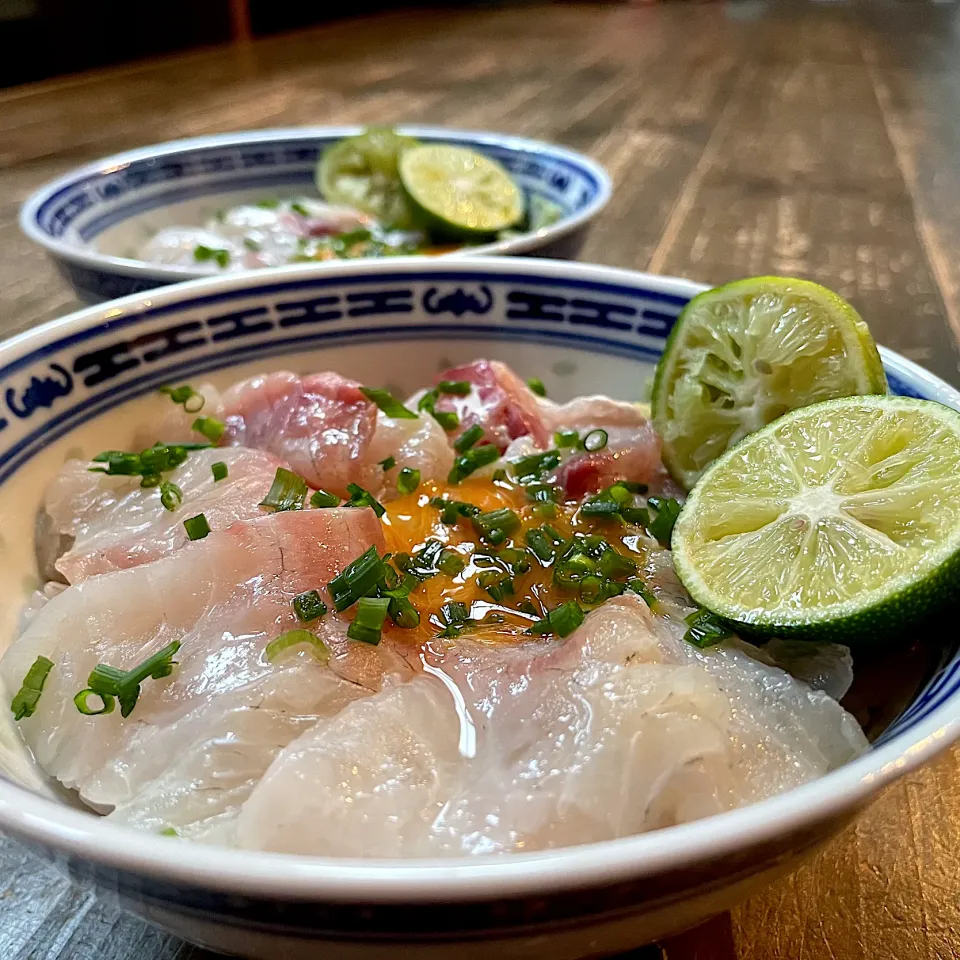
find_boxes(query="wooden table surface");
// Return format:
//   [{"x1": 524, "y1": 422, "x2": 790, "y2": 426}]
[{"x1": 3, "y1": 2, "x2": 960, "y2": 958}]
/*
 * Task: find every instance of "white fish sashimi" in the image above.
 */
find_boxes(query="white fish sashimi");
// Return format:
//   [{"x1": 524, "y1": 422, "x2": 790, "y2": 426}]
[
  {"x1": 221, "y1": 371, "x2": 378, "y2": 496},
  {"x1": 41, "y1": 447, "x2": 285, "y2": 583},
  {"x1": 367, "y1": 410, "x2": 455, "y2": 495},
  {"x1": 238, "y1": 596, "x2": 866, "y2": 856},
  {"x1": 2, "y1": 509, "x2": 396, "y2": 840}
]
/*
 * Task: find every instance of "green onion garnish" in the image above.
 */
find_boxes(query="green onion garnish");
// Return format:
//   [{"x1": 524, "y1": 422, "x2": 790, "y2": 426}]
[
  {"x1": 379, "y1": 455, "x2": 397, "y2": 471},
  {"x1": 211, "y1": 461, "x2": 228, "y2": 482},
  {"x1": 433, "y1": 410, "x2": 459, "y2": 431},
  {"x1": 184, "y1": 513, "x2": 210, "y2": 540},
  {"x1": 454, "y1": 424, "x2": 484, "y2": 453},
  {"x1": 511, "y1": 450, "x2": 561, "y2": 480},
  {"x1": 429, "y1": 496, "x2": 480, "y2": 525},
  {"x1": 437, "y1": 548, "x2": 466, "y2": 576},
  {"x1": 160, "y1": 384, "x2": 205, "y2": 413},
  {"x1": 310, "y1": 489, "x2": 340, "y2": 508},
  {"x1": 260, "y1": 467, "x2": 308, "y2": 511},
  {"x1": 554, "y1": 430, "x2": 579, "y2": 448},
  {"x1": 397, "y1": 467, "x2": 420, "y2": 495},
  {"x1": 265, "y1": 629, "x2": 330, "y2": 663},
  {"x1": 192, "y1": 416, "x2": 226, "y2": 444},
  {"x1": 159, "y1": 481, "x2": 183, "y2": 512},
  {"x1": 625, "y1": 578, "x2": 659, "y2": 609},
  {"x1": 598, "y1": 549, "x2": 638, "y2": 579},
  {"x1": 291, "y1": 201, "x2": 310, "y2": 216},
  {"x1": 683, "y1": 609, "x2": 733, "y2": 648},
  {"x1": 243, "y1": 237, "x2": 261, "y2": 252},
  {"x1": 293, "y1": 590, "x2": 328, "y2": 623},
  {"x1": 418, "y1": 389, "x2": 460, "y2": 431},
  {"x1": 437, "y1": 380, "x2": 471, "y2": 396},
  {"x1": 86, "y1": 640, "x2": 181, "y2": 718},
  {"x1": 527, "y1": 601, "x2": 584, "y2": 638},
  {"x1": 448, "y1": 443, "x2": 499, "y2": 484},
  {"x1": 344, "y1": 483, "x2": 385, "y2": 517},
  {"x1": 527, "y1": 377, "x2": 547, "y2": 397},
  {"x1": 347, "y1": 596, "x2": 391, "y2": 645},
  {"x1": 193, "y1": 244, "x2": 231, "y2": 268},
  {"x1": 582, "y1": 429, "x2": 608, "y2": 452},
  {"x1": 328, "y1": 546, "x2": 386, "y2": 612},
  {"x1": 472, "y1": 507, "x2": 521, "y2": 545},
  {"x1": 647, "y1": 497, "x2": 682, "y2": 544},
  {"x1": 580, "y1": 497, "x2": 621, "y2": 518},
  {"x1": 525, "y1": 527, "x2": 558, "y2": 564},
  {"x1": 477, "y1": 571, "x2": 515, "y2": 602},
  {"x1": 159, "y1": 826, "x2": 179, "y2": 837},
  {"x1": 360, "y1": 387, "x2": 418, "y2": 420},
  {"x1": 74, "y1": 689, "x2": 115, "y2": 716},
  {"x1": 10, "y1": 656, "x2": 54, "y2": 721}
]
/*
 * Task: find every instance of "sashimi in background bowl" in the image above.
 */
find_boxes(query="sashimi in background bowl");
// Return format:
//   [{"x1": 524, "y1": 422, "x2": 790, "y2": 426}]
[
  {"x1": 0, "y1": 257, "x2": 958, "y2": 960},
  {"x1": 19, "y1": 126, "x2": 611, "y2": 303}
]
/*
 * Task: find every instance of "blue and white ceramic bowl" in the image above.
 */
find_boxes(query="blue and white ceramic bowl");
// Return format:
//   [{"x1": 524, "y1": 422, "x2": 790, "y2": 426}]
[
  {"x1": 19, "y1": 127, "x2": 611, "y2": 304},
  {"x1": 0, "y1": 258, "x2": 957, "y2": 960}
]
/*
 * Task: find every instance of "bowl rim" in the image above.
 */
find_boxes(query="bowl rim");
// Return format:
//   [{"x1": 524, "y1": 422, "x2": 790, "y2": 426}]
[
  {"x1": 18, "y1": 125, "x2": 613, "y2": 281},
  {"x1": 0, "y1": 255, "x2": 957, "y2": 904}
]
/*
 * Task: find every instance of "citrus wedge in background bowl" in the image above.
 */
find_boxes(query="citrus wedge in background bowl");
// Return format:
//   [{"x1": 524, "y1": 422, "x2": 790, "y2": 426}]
[
  {"x1": 672, "y1": 394, "x2": 960, "y2": 643},
  {"x1": 652, "y1": 277, "x2": 888, "y2": 489}
]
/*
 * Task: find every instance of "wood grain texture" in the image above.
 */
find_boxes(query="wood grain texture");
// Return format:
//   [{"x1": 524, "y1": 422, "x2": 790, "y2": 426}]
[{"x1": 1, "y1": 2, "x2": 960, "y2": 959}]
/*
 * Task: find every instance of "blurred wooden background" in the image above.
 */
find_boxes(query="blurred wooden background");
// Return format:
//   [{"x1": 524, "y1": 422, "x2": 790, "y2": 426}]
[{"x1": 3, "y1": 1, "x2": 960, "y2": 959}]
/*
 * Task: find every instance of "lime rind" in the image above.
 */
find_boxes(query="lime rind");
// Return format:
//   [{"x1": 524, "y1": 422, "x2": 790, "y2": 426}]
[
  {"x1": 671, "y1": 395, "x2": 960, "y2": 643},
  {"x1": 652, "y1": 277, "x2": 888, "y2": 489}
]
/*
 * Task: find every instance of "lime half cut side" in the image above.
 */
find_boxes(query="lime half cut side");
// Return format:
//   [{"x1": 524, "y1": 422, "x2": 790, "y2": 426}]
[
  {"x1": 671, "y1": 395, "x2": 960, "y2": 644},
  {"x1": 652, "y1": 277, "x2": 888, "y2": 489},
  {"x1": 399, "y1": 144, "x2": 524, "y2": 239}
]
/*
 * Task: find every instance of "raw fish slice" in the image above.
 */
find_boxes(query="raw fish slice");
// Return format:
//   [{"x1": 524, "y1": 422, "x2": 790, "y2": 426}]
[
  {"x1": 434, "y1": 360, "x2": 550, "y2": 452},
  {"x1": 41, "y1": 447, "x2": 284, "y2": 583},
  {"x1": 239, "y1": 596, "x2": 866, "y2": 857},
  {"x1": 221, "y1": 371, "x2": 378, "y2": 496},
  {"x1": 366, "y1": 410, "x2": 455, "y2": 496},
  {"x1": 2, "y1": 509, "x2": 394, "y2": 837},
  {"x1": 133, "y1": 382, "x2": 223, "y2": 449}
]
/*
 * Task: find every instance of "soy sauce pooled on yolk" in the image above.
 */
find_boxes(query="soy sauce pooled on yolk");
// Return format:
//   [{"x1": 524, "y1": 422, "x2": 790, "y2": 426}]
[{"x1": 379, "y1": 475, "x2": 654, "y2": 645}]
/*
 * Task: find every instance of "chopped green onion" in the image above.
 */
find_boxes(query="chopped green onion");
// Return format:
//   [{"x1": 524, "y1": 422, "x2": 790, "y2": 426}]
[
  {"x1": 387, "y1": 595, "x2": 420, "y2": 629},
  {"x1": 438, "y1": 548, "x2": 466, "y2": 576},
  {"x1": 580, "y1": 497, "x2": 621, "y2": 518},
  {"x1": 454, "y1": 424, "x2": 485, "y2": 453},
  {"x1": 621, "y1": 506, "x2": 650, "y2": 526},
  {"x1": 448, "y1": 444, "x2": 500, "y2": 484},
  {"x1": 647, "y1": 497, "x2": 682, "y2": 544},
  {"x1": 86, "y1": 640, "x2": 181, "y2": 718},
  {"x1": 184, "y1": 513, "x2": 210, "y2": 540},
  {"x1": 511, "y1": 450, "x2": 561, "y2": 480},
  {"x1": 328, "y1": 546, "x2": 385, "y2": 611},
  {"x1": 598, "y1": 549, "x2": 638, "y2": 580},
  {"x1": 472, "y1": 507, "x2": 521, "y2": 545},
  {"x1": 437, "y1": 380, "x2": 471, "y2": 396},
  {"x1": 554, "y1": 429, "x2": 579, "y2": 448},
  {"x1": 378, "y1": 455, "x2": 397, "y2": 471},
  {"x1": 211, "y1": 461, "x2": 228, "y2": 482},
  {"x1": 582, "y1": 429, "x2": 608, "y2": 452},
  {"x1": 347, "y1": 596, "x2": 391, "y2": 645},
  {"x1": 291, "y1": 201, "x2": 310, "y2": 216},
  {"x1": 74, "y1": 689, "x2": 115, "y2": 716},
  {"x1": 311, "y1": 489, "x2": 340, "y2": 508},
  {"x1": 256, "y1": 198, "x2": 280, "y2": 209},
  {"x1": 625, "y1": 578, "x2": 658, "y2": 609},
  {"x1": 579, "y1": 575, "x2": 605, "y2": 604},
  {"x1": 10, "y1": 656, "x2": 54, "y2": 721},
  {"x1": 265, "y1": 629, "x2": 330, "y2": 663},
  {"x1": 525, "y1": 527, "x2": 558, "y2": 564},
  {"x1": 478, "y1": 571, "x2": 514, "y2": 602},
  {"x1": 527, "y1": 377, "x2": 547, "y2": 397},
  {"x1": 433, "y1": 409, "x2": 459, "y2": 431},
  {"x1": 160, "y1": 384, "x2": 205, "y2": 413},
  {"x1": 243, "y1": 237, "x2": 261, "y2": 252},
  {"x1": 397, "y1": 467, "x2": 421, "y2": 495},
  {"x1": 492, "y1": 468, "x2": 509, "y2": 483},
  {"x1": 344, "y1": 483, "x2": 385, "y2": 517},
  {"x1": 442, "y1": 601, "x2": 470, "y2": 623},
  {"x1": 360, "y1": 386, "x2": 418, "y2": 420},
  {"x1": 429, "y1": 496, "x2": 480, "y2": 525},
  {"x1": 683, "y1": 609, "x2": 733, "y2": 648},
  {"x1": 193, "y1": 244, "x2": 231, "y2": 268},
  {"x1": 418, "y1": 388, "x2": 460, "y2": 431},
  {"x1": 527, "y1": 601, "x2": 584, "y2": 638},
  {"x1": 293, "y1": 590, "x2": 328, "y2": 623},
  {"x1": 159, "y1": 481, "x2": 183, "y2": 512},
  {"x1": 192, "y1": 416, "x2": 225, "y2": 444},
  {"x1": 260, "y1": 467, "x2": 308, "y2": 512},
  {"x1": 140, "y1": 473, "x2": 162, "y2": 488}
]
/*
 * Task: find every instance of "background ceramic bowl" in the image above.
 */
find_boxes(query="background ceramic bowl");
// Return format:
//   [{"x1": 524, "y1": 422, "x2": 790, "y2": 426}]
[
  {"x1": 19, "y1": 127, "x2": 611, "y2": 304},
  {"x1": 0, "y1": 258, "x2": 958, "y2": 960}
]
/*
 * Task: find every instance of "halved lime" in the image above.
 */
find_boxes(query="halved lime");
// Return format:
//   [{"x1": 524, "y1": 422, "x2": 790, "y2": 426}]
[
  {"x1": 399, "y1": 144, "x2": 524, "y2": 239},
  {"x1": 671, "y1": 395, "x2": 960, "y2": 643},
  {"x1": 652, "y1": 277, "x2": 888, "y2": 489},
  {"x1": 316, "y1": 128, "x2": 421, "y2": 228}
]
